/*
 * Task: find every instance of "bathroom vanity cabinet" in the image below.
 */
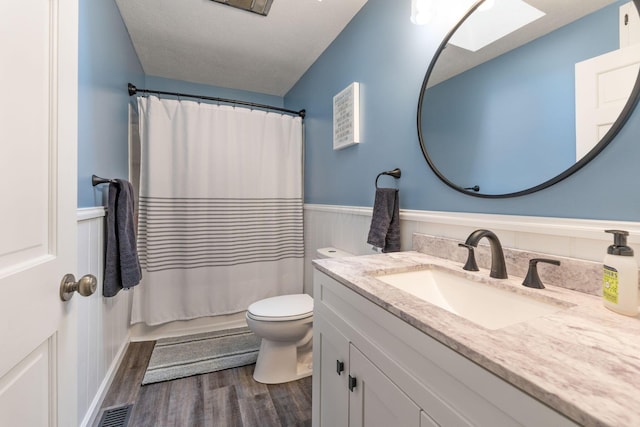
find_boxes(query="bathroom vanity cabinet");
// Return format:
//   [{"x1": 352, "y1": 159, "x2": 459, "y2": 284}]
[
  {"x1": 315, "y1": 315, "x2": 425, "y2": 426},
  {"x1": 312, "y1": 270, "x2": 578, "y2": 427}
]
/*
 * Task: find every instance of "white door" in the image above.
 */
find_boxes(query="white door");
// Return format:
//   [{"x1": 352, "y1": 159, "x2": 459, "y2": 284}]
[
  {"x1": 575, "y1": 44, "x2": 640, "y2": 160},
  {"x1": 0, "y1": 0, "x2": 78, "y2": 426},
  {"x1": 620, "y1": 1, "x2": 640, "y2": 48}
]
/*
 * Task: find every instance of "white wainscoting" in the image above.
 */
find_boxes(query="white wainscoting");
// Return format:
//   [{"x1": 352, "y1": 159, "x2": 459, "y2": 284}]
[
  {"x1": 76, "y1": 208, "x2": 132, "y2": 427},
  {"x1": 303, "y1": 204, "x2": 640, "y2": 295},
  {"x1": 72, "y1": 203, "x2": 640, "y2": 423}
]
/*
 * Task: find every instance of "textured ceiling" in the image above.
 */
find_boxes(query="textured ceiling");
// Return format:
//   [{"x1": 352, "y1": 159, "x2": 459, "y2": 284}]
[{"x1": 115, "y1": 0, "x2": 368, "y2": 96}]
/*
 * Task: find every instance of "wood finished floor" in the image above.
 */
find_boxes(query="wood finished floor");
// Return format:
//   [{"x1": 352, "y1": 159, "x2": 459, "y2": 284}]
[{"x1": 95, "y1": 341, "x2": 312, "y2": 427}]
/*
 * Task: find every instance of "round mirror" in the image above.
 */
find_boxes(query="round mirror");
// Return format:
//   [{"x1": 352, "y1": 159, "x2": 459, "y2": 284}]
[{"x1": 418, "y1": 0, "x2": 640, "y2": 198}]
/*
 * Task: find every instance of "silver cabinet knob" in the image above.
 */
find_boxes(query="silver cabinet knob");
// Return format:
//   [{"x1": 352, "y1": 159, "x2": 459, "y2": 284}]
[{"x1": 59, "y1": 274, "x2": 97, "y2": 301}]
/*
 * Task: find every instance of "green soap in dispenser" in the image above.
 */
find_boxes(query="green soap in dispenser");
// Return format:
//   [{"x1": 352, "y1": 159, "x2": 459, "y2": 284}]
[{"x1": 603, "y1": 230, "x2": 639, "y2": 316}]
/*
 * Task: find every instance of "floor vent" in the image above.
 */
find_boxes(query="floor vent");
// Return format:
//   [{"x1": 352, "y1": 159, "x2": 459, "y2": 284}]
[{"x1": 97, "y1": 404, "x2": 133, "y2": 427}]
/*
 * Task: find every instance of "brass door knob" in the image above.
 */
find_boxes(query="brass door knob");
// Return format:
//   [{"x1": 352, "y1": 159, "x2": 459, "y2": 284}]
[{"x1": 59, "y1": 274, "x2": 97, "y2": 301}]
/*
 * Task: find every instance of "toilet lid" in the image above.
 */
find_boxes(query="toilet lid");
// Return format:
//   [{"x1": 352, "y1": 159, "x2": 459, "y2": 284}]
[{"x1": 247, "y1": 294, "x2": 313, "y2": 321}]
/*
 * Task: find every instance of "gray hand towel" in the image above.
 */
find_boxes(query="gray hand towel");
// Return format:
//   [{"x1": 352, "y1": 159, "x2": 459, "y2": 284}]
[
  {"x1": 367, "y1": 187, "x2": 400, "y2": 252},
  {"x1": 104, "y1": 179, "x2": 142, "y2": 297}
]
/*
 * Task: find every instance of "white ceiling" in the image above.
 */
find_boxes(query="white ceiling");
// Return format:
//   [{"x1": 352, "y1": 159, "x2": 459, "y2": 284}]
[
  {"x1": 115, "y1": 0, "x2": 368, "y2": 97},
  {"x1": 429, "y1": 0, "x2": 618, "y2": 86}
]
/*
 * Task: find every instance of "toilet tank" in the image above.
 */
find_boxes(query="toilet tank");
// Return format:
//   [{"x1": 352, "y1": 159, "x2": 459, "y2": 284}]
[{"x1": 316, "y1": 247, "x2": 354, "y2": 259}]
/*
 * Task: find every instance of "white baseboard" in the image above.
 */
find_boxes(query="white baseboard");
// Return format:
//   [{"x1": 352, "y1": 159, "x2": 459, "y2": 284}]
[{"x1": 80, "y1": 335, "x2": 130, "y2": 427}]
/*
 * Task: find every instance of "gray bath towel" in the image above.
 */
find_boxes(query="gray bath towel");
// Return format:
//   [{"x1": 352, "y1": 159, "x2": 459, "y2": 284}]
[
  {"x1": 104, "y1": 179, "x2": 142, "y2": 297},
  {"x1": 367, "y1": 187, "x2": 400, "y2": 252}
]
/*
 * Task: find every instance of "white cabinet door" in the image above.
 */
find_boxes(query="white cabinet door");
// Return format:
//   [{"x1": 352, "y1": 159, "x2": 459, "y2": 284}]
[
  {"x1": 349, "y1": 344, "x2": 421, "y2": 427},
  {"x1": 0, "y1": 0, "x2": 77, "y2": 426},
  {"x1": 421, "y1": 411, "x2": 440, "y2": 427},
  {"x1": 313, "y1": 315, "x2": 350, "y2": 427}
]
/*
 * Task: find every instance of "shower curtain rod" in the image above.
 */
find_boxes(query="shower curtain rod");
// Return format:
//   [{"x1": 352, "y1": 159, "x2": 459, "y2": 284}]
[{"x1": 127, "y1": 83, "x2": 306, "y2": 118}]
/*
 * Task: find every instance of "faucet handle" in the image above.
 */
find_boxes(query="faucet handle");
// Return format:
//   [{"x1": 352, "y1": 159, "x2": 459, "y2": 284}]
[
  {"x1": 522, "y1": 258, "x2": 560, "y2": 289},
  {"x1": 458, "y1": 243, "x2": 479, "y2": 272}
]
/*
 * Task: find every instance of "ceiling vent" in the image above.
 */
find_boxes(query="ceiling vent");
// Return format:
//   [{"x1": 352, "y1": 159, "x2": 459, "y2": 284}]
[{"x1": 210, "y1": 0, "x2": 273, "y2": 16}]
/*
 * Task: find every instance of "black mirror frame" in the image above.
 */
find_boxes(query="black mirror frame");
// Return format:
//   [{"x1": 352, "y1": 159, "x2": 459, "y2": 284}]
[{"x1": 417, "y1": 0, "x2": 640, "y2": 198}]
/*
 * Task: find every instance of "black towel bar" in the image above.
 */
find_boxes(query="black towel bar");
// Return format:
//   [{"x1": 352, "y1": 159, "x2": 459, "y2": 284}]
[
  {"x1": 92, "y1": 174, "x2": 117, "y2": 186},
  {"x1": 375, "y1": 168, "x2": 401, "y2": 189}
]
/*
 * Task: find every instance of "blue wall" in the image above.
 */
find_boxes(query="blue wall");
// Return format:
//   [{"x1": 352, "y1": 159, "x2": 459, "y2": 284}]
[
  {"x1": 77, "y1": 0, "x2": 144, "y2": 207},
  {"x1": 77, "y1": 0, "x2": 285, "y2": 207},
  {"x1": 285, "y1": 0, "x2": 640, "y2": 221},
  {"x1": 423, "y1": 5, "x2": 618, "y2": 194}
]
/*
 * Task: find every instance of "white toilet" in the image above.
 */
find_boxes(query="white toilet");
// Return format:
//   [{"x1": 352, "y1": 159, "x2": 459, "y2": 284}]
[{"x1": 246, "y1": 247, "x2": 352, "y2": 384}]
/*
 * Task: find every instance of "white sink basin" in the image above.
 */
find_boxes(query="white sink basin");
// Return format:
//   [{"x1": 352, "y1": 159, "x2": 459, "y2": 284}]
[{"x1": 377, "y1": 268, "x2": 565, "y2": 330}]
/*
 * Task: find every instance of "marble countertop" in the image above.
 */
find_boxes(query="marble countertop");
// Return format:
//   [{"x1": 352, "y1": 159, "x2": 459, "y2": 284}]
[{"x1": 313, "y1": 251, "x2": 640, "y2": 427}]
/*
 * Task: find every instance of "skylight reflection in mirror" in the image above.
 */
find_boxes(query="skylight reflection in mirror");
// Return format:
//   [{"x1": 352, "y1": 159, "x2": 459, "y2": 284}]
[{"x1": 449, "y1": 0, "x2": 545, "y2": 52}]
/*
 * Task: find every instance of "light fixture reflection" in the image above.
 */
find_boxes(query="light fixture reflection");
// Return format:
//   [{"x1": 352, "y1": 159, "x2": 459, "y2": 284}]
[
  {"x1": 411, "y1": 0, "x2": 434, "y2": 25},
  {"x1": 478, "y1": 0, "x2": 495, "y2": 12}
]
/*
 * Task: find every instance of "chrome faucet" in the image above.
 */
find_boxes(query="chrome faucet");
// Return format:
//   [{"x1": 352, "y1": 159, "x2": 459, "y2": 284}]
[{"x1": 462, "y1": 229, "x2": 508, "y2": 279}]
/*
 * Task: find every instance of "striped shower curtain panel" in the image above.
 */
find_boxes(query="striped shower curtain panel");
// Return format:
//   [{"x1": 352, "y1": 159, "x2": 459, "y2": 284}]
[{"x1": 131, "y1": 96, "x2": 303, "y2": 325}]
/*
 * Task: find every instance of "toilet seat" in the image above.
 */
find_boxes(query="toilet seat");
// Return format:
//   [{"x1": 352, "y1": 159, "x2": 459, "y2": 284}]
[{"x1": 247, "y1": 294, "x2": 313, "y2": 322}]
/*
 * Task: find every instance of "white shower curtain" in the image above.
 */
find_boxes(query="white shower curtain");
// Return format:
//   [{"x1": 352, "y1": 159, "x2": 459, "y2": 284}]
[{"x1": 131, "y1": 96, "x2": 304, "y2": 325}]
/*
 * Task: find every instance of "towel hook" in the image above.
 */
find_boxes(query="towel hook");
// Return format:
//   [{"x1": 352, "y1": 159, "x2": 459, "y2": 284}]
[{"x1": 375, "y1": 168, "x2": 401, "y2": 189}]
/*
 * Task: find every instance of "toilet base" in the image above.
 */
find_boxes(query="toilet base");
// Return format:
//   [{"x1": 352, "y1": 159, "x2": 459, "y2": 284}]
[{"x1": 252, "y1": 338, "x2": 312, "y2": 384}]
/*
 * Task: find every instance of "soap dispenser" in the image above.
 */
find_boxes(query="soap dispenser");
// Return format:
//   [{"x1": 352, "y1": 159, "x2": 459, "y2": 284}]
[{"x1": 603, "y1": 230, "x2": 639, "y2": 316}]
